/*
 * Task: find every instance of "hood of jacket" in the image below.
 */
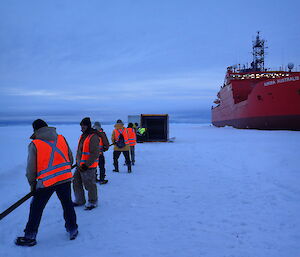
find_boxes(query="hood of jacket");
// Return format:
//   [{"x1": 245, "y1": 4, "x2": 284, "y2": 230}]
[
  {"x1": 30, "y1": 126, "x2": 58, "y2": 141},
  {"x1": 114, "y1": 123, "x2": 125, "y2": 130}
]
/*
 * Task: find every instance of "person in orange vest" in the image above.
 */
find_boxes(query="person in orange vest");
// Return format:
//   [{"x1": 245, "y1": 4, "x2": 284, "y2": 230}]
[
  {"x1": 15, "y1": 119, "x2": 78, "y2": 247},
  {"x1": 73, "y1": 117, "x2": 100, "y2": 210},
  {"x1": 111, "y1": 119, "x2": 132, "y2": 173},
  {"x1": 93, "y1": 121, "x2": 110, "y2": 184},
  {"x1": 127, "y1": 123, "x2": 137, "y2": 165}
]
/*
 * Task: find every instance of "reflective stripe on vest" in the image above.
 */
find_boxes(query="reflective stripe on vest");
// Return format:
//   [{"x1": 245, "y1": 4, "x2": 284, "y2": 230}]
[
  {"x1": 33, "y1": 135, "x2": 72, "y2": 188},
  {"x1": 79, "y1": 134, "x2": 98, "y2": 168},
  {"x1": 114, "y1": 129, "x2": 129, "y2": 145},
  {"x1": 96, "y1": 131, "x2": 104, "y2": 152},
  {"x1": 127, "y1": 128, "x2": 136, "y2": 146},
  {"x1": 138, "y1": 128, "x2": 146, "y2": 135}
]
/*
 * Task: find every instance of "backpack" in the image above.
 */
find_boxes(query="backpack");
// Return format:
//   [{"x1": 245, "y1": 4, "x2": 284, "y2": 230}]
[{"x1": 116, "y1": 132, "x2": 126, "y2": 148}]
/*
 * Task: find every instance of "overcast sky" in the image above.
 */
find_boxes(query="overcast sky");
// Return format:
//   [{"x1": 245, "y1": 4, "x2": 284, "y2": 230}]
[{"x1": 0, "y1": 0, "x2": 299, "y2": 124}]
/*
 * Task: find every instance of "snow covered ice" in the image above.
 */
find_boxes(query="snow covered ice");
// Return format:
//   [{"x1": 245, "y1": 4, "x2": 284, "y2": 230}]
[{"x1": 0, "y1": 123, "x2": 299, "y2": 257}]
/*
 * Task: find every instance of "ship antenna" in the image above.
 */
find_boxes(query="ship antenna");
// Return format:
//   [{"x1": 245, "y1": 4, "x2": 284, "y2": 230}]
[{"x1": 251, "y1": 31, "x2": 267, "y2": 71}]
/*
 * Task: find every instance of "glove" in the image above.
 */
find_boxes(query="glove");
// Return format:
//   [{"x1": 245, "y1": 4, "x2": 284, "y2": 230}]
[
  {"x1": 30, "y1": 181, "x2": 37, "y2": 192},
  {"x1": 79, "y1": 164, "x2": 88, "y2": 172}
]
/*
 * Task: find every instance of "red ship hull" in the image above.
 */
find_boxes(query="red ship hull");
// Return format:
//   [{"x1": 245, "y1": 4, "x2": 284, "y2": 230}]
[{"x1": 212, "y1": 72, "x2": 300, "y2": 130}]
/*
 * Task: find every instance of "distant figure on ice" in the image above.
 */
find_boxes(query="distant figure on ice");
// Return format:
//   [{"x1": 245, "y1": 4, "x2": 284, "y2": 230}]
[
  {"x1": 127, "y1": 123, "x2": 137, "y2": 165},
  {"x1": 73, "y1": 117, "x2": 99, "y2": 210},
  {"x1": 133, "y1": 122, "x2": 139, "y2": 132},
  {"x1": 93, "y1": 121, "x2": 110, "y2": 184},
  {"x1": 15, "y1": 119, "x2": 78, "y2": 247},
  {"x1": 111, "y1": 119, "x2": 132, "y2": 173}
]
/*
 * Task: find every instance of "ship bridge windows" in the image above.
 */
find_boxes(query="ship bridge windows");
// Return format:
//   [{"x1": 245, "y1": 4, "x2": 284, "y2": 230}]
[{"x1": 230, "y1": 72, "x2": 290, "y2": 80}]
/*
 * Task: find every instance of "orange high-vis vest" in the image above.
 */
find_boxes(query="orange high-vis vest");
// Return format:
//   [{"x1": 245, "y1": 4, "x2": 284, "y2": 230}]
[
  {"x1": 127, "y1": 128, "x2": 136, "y2": 146},
  {"x1": 79, "y1": 134, "x2": 99, "y2": 168},
  {"x1": 95, "y1": 128, "x2": 104, "y2": 153},
  {"x1": 98, "y1": 136, "x2": 104, "y2": 154},
  {"x1": 114, "y1": 129, "x2": 129, "y2": 145},
  {"x1": 32, "y1": 135, "x2": 72, "y2": 188}
]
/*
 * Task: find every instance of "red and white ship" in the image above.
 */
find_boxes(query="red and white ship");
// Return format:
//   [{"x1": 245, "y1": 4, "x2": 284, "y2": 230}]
[{"x1": 211, "y1": 32, "x2": 300, "y2": 130}]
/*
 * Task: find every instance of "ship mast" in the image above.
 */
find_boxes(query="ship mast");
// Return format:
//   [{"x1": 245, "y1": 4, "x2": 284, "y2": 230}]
[{"x1": 251, "y1": 31, "x2": 266, "y2": 71}]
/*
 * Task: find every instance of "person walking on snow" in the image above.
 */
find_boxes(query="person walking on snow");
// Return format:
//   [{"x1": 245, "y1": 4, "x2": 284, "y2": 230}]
[
  {"x1": 15, "y1": 119, "x2": 78, "y2": 247},
  {"x1": 73, "y1": 117, "x2": 99, "y2": 210},
  {"x1": 93, "y1": 121, "x2": 109, "y2": 184},
  {"x1": 127, "y1": 123, "x2": 137, "y2": 165},
  {"x1": 111, "y1": 119, "x2": 132, "y2": 173}
]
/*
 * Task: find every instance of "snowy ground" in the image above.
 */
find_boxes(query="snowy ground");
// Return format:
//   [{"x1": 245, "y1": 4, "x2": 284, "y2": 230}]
[{"x1": 0, "y1": 123, "x2": 299, "y2": 257}]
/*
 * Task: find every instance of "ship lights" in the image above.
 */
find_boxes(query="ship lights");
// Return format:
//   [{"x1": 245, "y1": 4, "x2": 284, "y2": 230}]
[{"x1": 230, "y1": 72, "x2": 292, "y2": 80}]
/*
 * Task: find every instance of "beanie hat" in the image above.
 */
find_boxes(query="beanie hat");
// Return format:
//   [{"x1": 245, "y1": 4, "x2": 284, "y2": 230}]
[
  {"x1": 93, "y1": 121, "x2": 101, "y2": 129},
  {"x1": 32, "y1": 119, "x2": 48, "y2": 132},
  {"x1": 128, "y1": 122, "x2": 133, "y2": 128},
  {"x1": 80, "y1": 117, "x2": 92, "y2": 128},
  {"x1": 116, "y1": 119, "x2": 124, "y2": 125}
]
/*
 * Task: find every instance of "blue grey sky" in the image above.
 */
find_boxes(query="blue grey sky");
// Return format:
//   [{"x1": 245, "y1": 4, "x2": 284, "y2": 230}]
[{"x1": 1, "y1": 0, "x2": 299, "y2": 124}]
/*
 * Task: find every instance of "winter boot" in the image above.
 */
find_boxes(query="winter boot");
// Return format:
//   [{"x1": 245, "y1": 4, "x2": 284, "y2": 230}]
[
  {"x1": 99, "y1": 173, "x2": 107, "y2": 183},
  {"x1": 15, "y1": 237, "x2": 37, "y2": 247},
  {"x1": 15, "y1": 232, "x2": 37, "y2": 247},
  {"x1": 84, "y1": 202, "x2": 97, "y2": 210},
  {"x1": 69, "y1": 229, "x2": 79, "y2": 240}
]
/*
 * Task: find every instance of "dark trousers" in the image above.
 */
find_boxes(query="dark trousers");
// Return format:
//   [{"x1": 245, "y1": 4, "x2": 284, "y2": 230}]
[
  {"x1": 113, "y1": 151, "x2": 131, "y2": 169},
  {"x1": 130, "y1": 146, "x2": 135, "y2": 163},
  {"x1": 24, "y1": 182, "x2": 77, "y2": 237},
  {"x1": 137, "y1": 134, "x2": 145, "y2": 143},
  {"x1": 98, "y1": 154, "x2": 106, "y2": 180}
]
